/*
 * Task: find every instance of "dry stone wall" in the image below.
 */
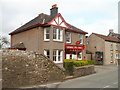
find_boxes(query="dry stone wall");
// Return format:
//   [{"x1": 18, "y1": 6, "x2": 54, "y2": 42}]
[
  {"x1": 73, "y1": 65, "x2": 95, "y2": 77},
  {"x1": 2, "y1": 50, "x2": 65, "y2": 88}
]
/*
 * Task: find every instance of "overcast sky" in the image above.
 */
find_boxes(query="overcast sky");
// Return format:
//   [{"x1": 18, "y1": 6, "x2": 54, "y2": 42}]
[{"x1": 0, "y1": 0, "x2": 119, "y2": 39}]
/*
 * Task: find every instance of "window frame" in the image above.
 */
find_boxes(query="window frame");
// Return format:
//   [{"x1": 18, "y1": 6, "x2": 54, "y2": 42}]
[
  {"x1": 66, "y1": 32, "x2": 71, "y2": 43},
  {"x1": 53, "y1": 50, "x2": 63, "y2": 63},
  {"x1": 44, "y1": 28, "x2": 50, "y2": 41},
  {"x1": 44, "y1": 50, "x2": 50, "y2": 58},
  {"x1": 53, "y1": 27, "x2": 63, "y2": 41}
]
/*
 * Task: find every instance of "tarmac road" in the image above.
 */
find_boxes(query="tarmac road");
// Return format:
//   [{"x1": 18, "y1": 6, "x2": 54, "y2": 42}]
[{"x1": 57, "y1": 65, "x2": 118, "y2": 89}]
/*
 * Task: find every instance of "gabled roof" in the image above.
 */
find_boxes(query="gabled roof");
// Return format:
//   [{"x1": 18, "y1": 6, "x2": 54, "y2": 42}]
[
  {"x1": 108, "y1": 32, "x2": 120, "y2": 40},
  {"x1": 93, "y1": 33, "x2": 120, "y2": 43},
  {"x1": 9, "y1": 13, "x2": 88, "y2": 35}
]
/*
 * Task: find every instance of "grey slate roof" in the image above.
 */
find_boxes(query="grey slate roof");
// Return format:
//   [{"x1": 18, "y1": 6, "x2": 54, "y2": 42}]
[
  {"x1": 93, "y1": 33, "x2": 120, "y2": 43},
  {"x1": 9, "y1": 13, "x2": 87, "y2": 35}
]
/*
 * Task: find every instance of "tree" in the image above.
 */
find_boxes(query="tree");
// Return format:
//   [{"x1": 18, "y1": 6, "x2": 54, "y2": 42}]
[{"x1": 0, "y1": 36, "x2": 9, "y2": 49}]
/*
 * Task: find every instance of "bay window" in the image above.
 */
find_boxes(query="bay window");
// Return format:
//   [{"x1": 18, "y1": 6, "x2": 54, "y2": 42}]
[
  {"x1": 44, "y1": 28, "x2": 50, "y2": 41},
  {"x1": 66, "y1": 32, "x2": 71, "y2": 43},
  {"x1": 53, "y1": 27, "x2": 63, "y2": 41}
]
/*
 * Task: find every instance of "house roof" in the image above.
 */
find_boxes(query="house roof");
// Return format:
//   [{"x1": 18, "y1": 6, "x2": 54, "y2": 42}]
[
  {"x1": 108, "y1": 32, "x2": 120, "y2": 40},
  {"x1": 9, "y1": 13, "x2": 88, "y2": 35},
  {"x1": 93, "y1": 33, "x2": 120, "y2": 43}
]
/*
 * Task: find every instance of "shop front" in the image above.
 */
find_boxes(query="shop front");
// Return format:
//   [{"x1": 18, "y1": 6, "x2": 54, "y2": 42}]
[{"x1": 65, "y1": 44, "x2": 85, "y2": 60}]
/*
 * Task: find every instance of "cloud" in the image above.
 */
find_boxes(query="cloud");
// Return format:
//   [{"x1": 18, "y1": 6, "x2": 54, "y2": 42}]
[
  {"x1": 0, "y1": 0, "x2": 119, "y2": 39},
  {"x1": 79, "y1": 19, "x2": 118, "y2": 35}
]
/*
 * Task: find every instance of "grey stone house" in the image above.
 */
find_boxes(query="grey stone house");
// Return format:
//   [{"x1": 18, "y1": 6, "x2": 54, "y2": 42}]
[
  {"x1": 86, "y1": 33, "x2": 120, "y2": 65},
  {"x1": 9, "y1": 4, "x2": 88, "y2": 64},
  {"x1": 108, "y1": 30, "x2": 120, "y2": 62}
]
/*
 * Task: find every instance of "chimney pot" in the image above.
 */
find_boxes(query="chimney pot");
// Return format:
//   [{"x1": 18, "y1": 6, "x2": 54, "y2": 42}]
[
  {"x1": 50, "y1": 4, "x2": 58, "y2": 16},
  {"x1": 52, "y1": 4, "x2": 57, "y2": 8}
]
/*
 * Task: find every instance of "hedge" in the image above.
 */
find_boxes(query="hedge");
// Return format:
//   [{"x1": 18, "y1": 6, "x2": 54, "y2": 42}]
[{"x1": 64, "y1": 59, "x2": 94, "y2": 68}]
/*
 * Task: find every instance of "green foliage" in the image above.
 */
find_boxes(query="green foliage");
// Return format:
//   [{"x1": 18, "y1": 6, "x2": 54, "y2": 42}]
[
  {"x1": 0, "y1": 36, "x2": 9, "y2": 49},
  {"x1": 64, "y1": 59, "x2": 94, "y2": 67},
  {"x1": 64, "y1": 62, "x2": 74, "y2": 75}
]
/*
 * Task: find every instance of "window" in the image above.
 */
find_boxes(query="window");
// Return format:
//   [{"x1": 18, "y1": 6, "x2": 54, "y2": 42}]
[
  {"x1": 116, "y1": 53, "x2": 120, "y2": 59},
  {"x1": 53, "y1": 27, "x2": 63, "y2": 41},
  {"x1": 111, "y1": 53, "x2": 113, "y2": 58},
  {"x1": 78, "y1": 52, "x2": 82, "y2": 60},
  {"x1": 116, "y1": 53, "x2": 118, "y2": 59},
  {"x1": 44, "y1": 28, "x2": 50, "y2": 41},
  {"x1": 66, "y1": 32, "x2": 71, "y2": 43},
  {"x1": 110, "y1": 44, "x2": 113, "y2": 50},
  {"x1": 53, "y1": 50, "x2": 57, "y2": 61},
  {"x1": 44, "y1": 50, "x2": 50, "y2": 58},
  {"x1": 53, "y1": 50, "x2": 63, "y2": 63},
  {"x1": 80, "y1": 34, "x2": 83, "y2": 44}
]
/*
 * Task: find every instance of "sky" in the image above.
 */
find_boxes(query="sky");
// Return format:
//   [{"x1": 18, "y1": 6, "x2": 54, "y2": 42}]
[{"x1": 0, "y1": 0, "x2": 119, "y2": 39}]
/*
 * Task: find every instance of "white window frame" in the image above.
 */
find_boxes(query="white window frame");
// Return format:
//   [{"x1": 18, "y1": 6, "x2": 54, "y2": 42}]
[
  {"x1": 44, "y1": 28, "x2": 50, "y2": 41},
  {"x1": 66, "y1": 32, "x2": 71, "y2": 43},
  {"x1": 53, "y1": 50, "x2": 63, "y2": 63},
  {"x1": 44, "y1": 50, "x2": 50, "y2": 58},
  {"x1": 80, "y1": 34, "x2": 83, "y2": 44},
  {"x1": 53, "y1": 28, "x2": 63, "y2": 41}
]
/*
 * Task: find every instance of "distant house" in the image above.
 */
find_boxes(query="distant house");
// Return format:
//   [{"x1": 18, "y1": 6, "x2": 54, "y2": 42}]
[
  {"x1": 9, "y1": 4, "x2": 88, "y2": 64},
  {"x1": 108, "y1": 29, "x2": 120, "y2": 62},
  {"x1": 86, "y1": 32, "x2": 120, "y2": 65}
]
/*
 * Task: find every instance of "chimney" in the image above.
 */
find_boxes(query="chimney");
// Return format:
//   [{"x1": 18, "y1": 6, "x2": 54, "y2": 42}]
[
  {"x1": 109, "y1": 29, "x2": 114, "y2": 33},
  {"x1": 50, "y1": 4, "x2": 58, "y2": 16}
]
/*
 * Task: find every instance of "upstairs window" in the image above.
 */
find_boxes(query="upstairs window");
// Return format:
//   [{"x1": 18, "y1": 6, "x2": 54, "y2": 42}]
[
  {"x1": 110, "y1": 44, "x2": 113, "y2": 50},
  {"x1": 44, "y1": 50, "x2": 50, "y2": 58},
  {"x1": 66, "y1": 32, "x2": 71, "y2": 43},
  {"x1": 44, "y1": 28, "x2": 50, "y2": 41},
  {"x1": 80, "y1": 34, "x2": 83, "y2": 44},
  {"x1": 53, "y1": 27, "x2": 63, "y2": 41}
]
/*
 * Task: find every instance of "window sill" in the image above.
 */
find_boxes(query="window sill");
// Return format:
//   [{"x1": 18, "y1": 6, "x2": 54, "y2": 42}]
[
  {"x1": 66, "y1": 42, "x2": 71, "y2": 44},
  {"x1": 44, "y1": 40, "x2": 50, "y2": 41},
  {"x1": 53, "y1": 40, "x2": 63, "y2": 42}
]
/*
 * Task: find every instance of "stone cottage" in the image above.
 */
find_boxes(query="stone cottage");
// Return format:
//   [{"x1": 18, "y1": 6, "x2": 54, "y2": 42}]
[{"x1": 9, "y1": 4, "x2": 88, "y2": 64}]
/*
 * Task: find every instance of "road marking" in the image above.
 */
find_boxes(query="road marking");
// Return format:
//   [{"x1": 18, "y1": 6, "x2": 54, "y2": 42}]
[
  {"x1": 0, "y1": 79, "x2": 2, "y2": 81},
  {"x1": 103, "y1": 85, "x2": 110, "y2": 88}
]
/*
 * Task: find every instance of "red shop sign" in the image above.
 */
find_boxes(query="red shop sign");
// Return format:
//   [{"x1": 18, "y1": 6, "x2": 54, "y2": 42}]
[{"x1": 65, "y1": 45, "x2": 85, "y2": 50}]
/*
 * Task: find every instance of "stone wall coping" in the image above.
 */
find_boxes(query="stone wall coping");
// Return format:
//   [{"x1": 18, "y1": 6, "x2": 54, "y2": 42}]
[{"x1": 74, "y1": 65, "x2": 94, "y2": 69}]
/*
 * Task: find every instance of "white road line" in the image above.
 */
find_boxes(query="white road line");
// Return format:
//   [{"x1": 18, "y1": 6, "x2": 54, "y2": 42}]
[
  {"x1": 0, "y1": 79, "x2": 2, "y2": 81},
  {"x1": 103, "y1": 85, "x2": 110, "y2": 88}
]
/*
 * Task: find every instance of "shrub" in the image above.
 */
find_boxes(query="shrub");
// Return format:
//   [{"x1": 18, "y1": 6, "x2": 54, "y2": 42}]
[
  {"x1": 73, "y1": 61, "x2": 81, "y2": 67},
  {"x1": 64, "y1": 59, "x2": 94, "y2": 67},
  {"x1": 64, "y1": 62, "x2": 74, "y2": 75}
]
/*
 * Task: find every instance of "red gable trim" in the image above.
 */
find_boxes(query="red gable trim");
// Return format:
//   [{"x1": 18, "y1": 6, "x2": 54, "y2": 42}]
[
  {"x1": 47, "y1": 13, "x2": 70, "y2": 28},
  {"x1": 66, "y1": 28, "x2": 88, "y2": 34}
]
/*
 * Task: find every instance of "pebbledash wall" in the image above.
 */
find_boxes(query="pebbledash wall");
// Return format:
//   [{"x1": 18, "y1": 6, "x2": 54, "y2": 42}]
[{"x1": 2, "y1": 50, "x2": 95, "y2": 88}]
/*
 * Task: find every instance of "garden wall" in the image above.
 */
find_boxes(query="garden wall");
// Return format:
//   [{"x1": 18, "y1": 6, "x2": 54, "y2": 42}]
[
  {"x1": 73, "y1": 65, "x2": 95, "y2": 77},
  {"x1": 2, "y1": 50, "x2": 65, "y2": 88}
]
